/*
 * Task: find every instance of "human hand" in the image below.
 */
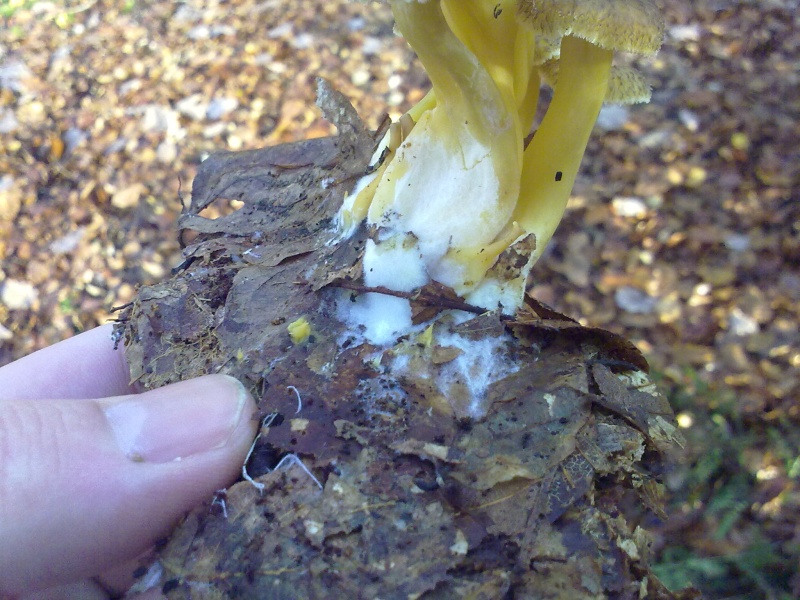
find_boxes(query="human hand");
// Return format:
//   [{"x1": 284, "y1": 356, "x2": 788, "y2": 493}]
[{"x1": 0, "y1": 325, "x2": 259, "y2": 598}]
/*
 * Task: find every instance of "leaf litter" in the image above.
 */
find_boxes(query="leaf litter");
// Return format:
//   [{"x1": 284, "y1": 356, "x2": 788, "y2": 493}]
[{"x1": 115, "y1": 83, "x2": 692, "y2": 599}]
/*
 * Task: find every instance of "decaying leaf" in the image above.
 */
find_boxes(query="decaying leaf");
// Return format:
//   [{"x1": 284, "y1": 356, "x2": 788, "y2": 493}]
[
  {"x1": 591, "y1": 363, "x2": 686, "y2": 457},
  {"x1": 513, "y1": 296, "x2": 651, "y2": 373},
  {"x1": 116, "y1": 83, "x2": 693, "y2": 599}
]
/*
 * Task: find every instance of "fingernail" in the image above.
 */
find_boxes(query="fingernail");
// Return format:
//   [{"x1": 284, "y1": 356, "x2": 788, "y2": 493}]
[{"x1": 102, "y1": 375, "x2": 250, "y2": 463}]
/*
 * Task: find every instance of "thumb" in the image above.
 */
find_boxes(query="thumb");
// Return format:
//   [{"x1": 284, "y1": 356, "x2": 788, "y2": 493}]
[{"x1": 0, "y1": 375, "x2": 258, "y2": 597}]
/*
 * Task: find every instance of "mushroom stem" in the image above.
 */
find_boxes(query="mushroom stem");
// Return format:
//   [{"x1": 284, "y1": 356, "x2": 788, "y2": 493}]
[
  {"x1": 364, "y1": 0, "x2": 521, "y2": 292},
  {"x1": 389, "y1": 0, "x2": 509, "y2": 149},
  {"x1": 514, "y1": 35, "x2": 613, "y2": 263}
]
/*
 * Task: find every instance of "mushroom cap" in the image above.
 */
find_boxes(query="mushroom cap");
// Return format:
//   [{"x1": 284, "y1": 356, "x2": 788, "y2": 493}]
[
  {"x1": 605, "y1": 65, "x2": 652, "y2": 103},
  {"x1": 532, "y1": 34, "x2": 562, "y2": 66},
  {"x1": 517, "y1": 0, "x2": 665, "y2": 56},
  {"x1": 539, "y1": 60, "x2": 653, "y2": 103}
]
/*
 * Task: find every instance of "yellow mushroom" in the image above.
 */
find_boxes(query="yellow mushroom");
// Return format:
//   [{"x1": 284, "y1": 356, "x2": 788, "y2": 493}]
[
  {"x1": 515, "y1": 0, "x2": 664, "y2": 263},
  {"x1": 340, "y1": 0, "x2": 663, "y2": 311}
]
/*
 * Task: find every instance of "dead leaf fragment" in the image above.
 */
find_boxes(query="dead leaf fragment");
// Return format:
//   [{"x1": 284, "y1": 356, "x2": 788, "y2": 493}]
[{"x1": 111, "y1": 183, "x2": 145, "y2": 209}]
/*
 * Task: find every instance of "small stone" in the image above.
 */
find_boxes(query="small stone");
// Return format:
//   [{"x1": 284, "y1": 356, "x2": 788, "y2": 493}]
[
  {"x1": 351, "y1": 69, "x2": 371, "y2": 87},
  {"x1": 227, "y1": 135, "x2": 243, "y2": 150},
  {"x1": 210, "y1": 25, "x2": 236, "y2": 38},
  {"x1": 362, "y1": 37, "x2": 383, "y2": 55},
  {"x1": 63, "y1": 128, "x2": 86, "y2": 154},
  {"x1": 666, "y1": 167, "x2": 684, "y2": 186},
  {"x1": 84, "y1": 283, "x2": 105, "y2": 298},
  {"x1": 669, "y1": 24, "x2": 702, "y2": 42},
  {"x1": 105, "y1": 138, "x2": 127, "y2": 155},
  {"x1": 187, "y1": 25, "x2": 210, "y2": 40},
  {"x1": 388, "y1": 91, "x2": 405, "y2": 106},
  {"x1": 137, "y1": 105, "x2": 184, "y2": 139},
  {"x1": 292, "y1": 33, "x2": 314, "y2": 50},
  {"x1": 728, "y1": 308, "x2": 759, "y2": 336},
  {"x1": 206, "y1": 96, "x2": 238, "y2": 120},
  {"x1": 638, "y1": 129, "x2": 669, "y2": 149},
  {"x1": 745, "y1": 331, "x2": 777, "y2": 355},
  {"x1": 157, "y1": 140, "x2": 178, "y2": 163},
  {"x1": 173, "y1": 4, "x2": 201, "y2": 22},
  {"x1": 141, "y1": 260, "x2": 166, "y2": 279},
  {"x1": 268, "y1": 23, "x2": 293, "y2": 38},
  {"x1": 724, "y1": 233, "x2": 750, "y2": 252},
  {"x1": 111, "y1": 183, "x2": 145, "y2": 209},
  {"x1": 678, "y1": 109, "x2": 700, "y2": 132},
  {"x1": 203, "y1": 122, "x2": 227, "y2": 138},
  {"x1": 656, "y1": 293, "x2": 682, "y2": 324},
  {"x1": 2, "y1": 279, "x2": 38, "y2": 310},
  {"x1": 596, "y1": 105, "x2": 629, "y2": 130},
  {"x1": 0, "y1": 176, "x2": 21, "y2": 221},
  {"x1": 176, "y1": 94, "x2": 209, "y2": 121},
  {"x1": 50, "y1": 227, "x2": 86, "y2": 254},
  {"x1": 348, "y1": 16, "x2": 366, "y2": 31},
  {"x1": 119, "y1": 78, "x2": 142, "y2": 95},
  {"x1": 0, "y1": 108, "x2": 18, "y2": 134},
  {"x1": 615, "y1": 287, "x2": 658, "y2": 314},
  {"x1": 0, "y1": 58, "x2": 33, "y2": 93},
  {"x1": 697, "y1": 264, "x2": 736, "y2": 287},
  {"x1": 612, "y1": 196, "x2": 648, "y2": 218}
]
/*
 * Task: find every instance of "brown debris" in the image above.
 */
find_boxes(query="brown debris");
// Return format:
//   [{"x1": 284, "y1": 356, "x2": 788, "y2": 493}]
[{"x1": 111, "y1": 89, "x2": 687, "y2": 598}]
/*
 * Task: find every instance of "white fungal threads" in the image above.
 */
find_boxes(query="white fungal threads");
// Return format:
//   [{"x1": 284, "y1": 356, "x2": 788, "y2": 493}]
[
  {"x1": 242, "y1": 413, "x2": 323, "y2": 494},
  {"x1": 211, "y1": 490, "x2": 228, "y2": 519},
  {"x1": 288, "y1": 385, "x2": 303, "y2": 414},
  {"x1": 271, "y1": 454, "x2": 324, "y2": 491},
  {"x1": 337, "y1": 236, "x2": 428, "y2": 346},
  {"x1": 242, "y1": 413, "x2": 277, "y2": 492}
]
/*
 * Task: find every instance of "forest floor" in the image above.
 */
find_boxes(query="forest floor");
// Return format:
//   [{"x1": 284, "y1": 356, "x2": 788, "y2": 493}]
[{"x1": 1, "y1": 0, "x2": 798, "y2": 597}]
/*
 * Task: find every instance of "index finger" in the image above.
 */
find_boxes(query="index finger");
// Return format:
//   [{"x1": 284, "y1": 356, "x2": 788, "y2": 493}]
[{"x1": 0, "y1": 324, "x2": 133, "y2": 401}]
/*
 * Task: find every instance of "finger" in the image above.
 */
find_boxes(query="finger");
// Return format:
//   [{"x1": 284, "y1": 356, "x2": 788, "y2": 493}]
[
  {"x1": 0, "y1": 324, "x2": 131, "y2": 401},
  {"x1": 0, "y1": 375, "x2": 259, "y2": 597},
  {"x1": 94, "y1": 551, "x2": 156, "y2": 597},
  {"x1": 24, "y1": 554, "x2": 164, "y2": 600},
  {"x1": 19, "y1": 579, "x2": 109, "y2": 600}
]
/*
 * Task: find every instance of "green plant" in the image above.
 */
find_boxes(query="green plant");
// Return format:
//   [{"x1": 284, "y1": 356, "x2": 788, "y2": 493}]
[
  {"x1": 0, "y1": 0, "x2": 36, "y2": 18},
  {"x1": 653, "y1": 367, "x2": 799, "y2": 599}
]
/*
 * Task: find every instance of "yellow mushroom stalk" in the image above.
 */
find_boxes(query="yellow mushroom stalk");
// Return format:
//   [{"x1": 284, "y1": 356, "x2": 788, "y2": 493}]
[
  {"x1": 514, "y1": 35, "x2": 612, "y2": 264},
  {"x1": 339, "y1": 0, "x2": 664, "y2": 318}
]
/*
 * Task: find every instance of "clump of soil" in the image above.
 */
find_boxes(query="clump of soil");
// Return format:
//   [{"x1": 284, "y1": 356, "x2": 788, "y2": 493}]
[{"x1": 115, "y1": 83, "x2": 692, "y2": 599}]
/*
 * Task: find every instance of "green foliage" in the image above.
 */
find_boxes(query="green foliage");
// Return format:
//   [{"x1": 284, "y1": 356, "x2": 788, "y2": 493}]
[
  {"x1": 652, "y1": 366, "x2": 799, "y2": 599},
  {"x1": 655, "y1": 537, "x2": 794, "y2": 600},
  {"x1": 654, "y1": 547, "x2": 728, "y2": 592},
  {"x1": 58, "y1": 296, "x2": 75, "y2": 315},
  {"x1": 0, "y1": 0, "x2": 36, "y2": 18}
]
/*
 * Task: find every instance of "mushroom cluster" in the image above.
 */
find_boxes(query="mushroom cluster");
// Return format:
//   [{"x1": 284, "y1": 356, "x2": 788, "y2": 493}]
[{"x1": 340, "y1": 0, "x2": 664, "y2": 319}]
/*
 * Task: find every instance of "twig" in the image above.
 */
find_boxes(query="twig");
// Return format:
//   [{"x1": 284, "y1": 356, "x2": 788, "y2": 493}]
[{"x1": 330, "y1": 281, "x2": 486, "y2": 315}]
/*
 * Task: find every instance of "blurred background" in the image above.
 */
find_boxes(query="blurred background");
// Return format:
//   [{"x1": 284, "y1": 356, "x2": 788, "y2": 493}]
[{"x1": 1, "y1": 0, "x2": 798, "y2": 596}]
